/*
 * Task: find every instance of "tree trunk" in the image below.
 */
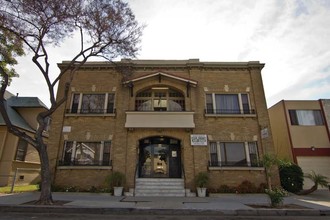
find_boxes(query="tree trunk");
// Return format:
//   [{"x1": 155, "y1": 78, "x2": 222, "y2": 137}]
[
  {"x1": 35, "y1": 143, "x2": 53, "y2": 205},
  {"x1": 267, "y1": 175, "x2": 272, "y2": 190},
  {"x1": 296, "y1": 185, "x2": 317, "y2": 195}
]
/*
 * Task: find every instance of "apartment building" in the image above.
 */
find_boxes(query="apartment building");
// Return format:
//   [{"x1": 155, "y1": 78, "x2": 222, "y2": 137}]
[
  {"x1": 269, "y1": 100, "x2": 330, "y2": 188},
  {"x1": 0, "y1": 91, "x2": 47, "y2": 186},
  {"x1": 48, "y1": 59, "x2": 278, "y2": 195}
]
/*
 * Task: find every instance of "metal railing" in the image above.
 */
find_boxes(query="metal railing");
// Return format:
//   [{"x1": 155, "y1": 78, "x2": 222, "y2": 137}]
[
  {"x1": 208, "y1": 161, "x2": 263, "y2": 168},
  {"x1": 65, "y1": 108, "x2": 116, "y2": 114},
  {"x1": 58, "y1": 159, "x2": 112, "y2": 166},
  {"x1": 205, "y1": 109, "x2": 255, "y2": 115}
]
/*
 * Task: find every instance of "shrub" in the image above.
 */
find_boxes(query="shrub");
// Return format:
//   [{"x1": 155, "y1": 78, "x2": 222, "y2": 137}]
[
  {"x1": 279, "y1": 163, "x2": 303, "y2": 193},
  {"x1": 195, "y1": 172, "x2": 209, "y2": 188},
  {"x1": 265, "y1": 187, "x2": 288, "y2": 207},
  {"x1": 236, "y1": 180, "x2": 257, "y2": 193},
  {"x1": 218, "y1": 184, "x2": 236, "y2": 193},
  {"x1": 257, "y1": 183, "x2": 267, "y2": 193},
  {"x1": 105, "y1": 171, "x2": 126, "y2": 189}
]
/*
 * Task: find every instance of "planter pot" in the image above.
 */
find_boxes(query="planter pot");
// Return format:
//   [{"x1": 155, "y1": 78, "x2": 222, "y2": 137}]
[
  {"x1": 113, "y1": 187, "x2": 123, "y2": 196},
  {"x1": 197, "y1": 187, "x2": 207, "y2": 197}
]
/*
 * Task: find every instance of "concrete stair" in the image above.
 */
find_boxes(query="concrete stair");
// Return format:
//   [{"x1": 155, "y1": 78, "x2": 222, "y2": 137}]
[{"x1": 135, "y1": 178, "x2": 186, "y2": 197}]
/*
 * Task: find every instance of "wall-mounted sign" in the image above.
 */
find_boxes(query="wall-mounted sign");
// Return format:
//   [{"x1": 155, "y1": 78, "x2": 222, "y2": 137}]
[
  {"x1": 261, "y1": 128, "x2": 269, "y2": 139},
  {"x1": 62, "y1": 126, "x2": 71, "y2": 133},
  {"x1": 172, "y1": 151, "x2": 177, "y2": 157},
  {"x1": 190, "y1": 134, "x2": 208, "y2": 146}
]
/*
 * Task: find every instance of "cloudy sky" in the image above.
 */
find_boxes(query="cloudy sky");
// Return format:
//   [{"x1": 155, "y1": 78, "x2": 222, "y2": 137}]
[{"x1": 7, "y1": 0, "x2": 330, "y2": 107}]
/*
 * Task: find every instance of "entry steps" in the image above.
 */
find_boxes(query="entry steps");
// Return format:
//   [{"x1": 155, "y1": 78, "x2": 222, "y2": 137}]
[{"x1": 134, "y1": 178, "x2": 192, "y2": 197}]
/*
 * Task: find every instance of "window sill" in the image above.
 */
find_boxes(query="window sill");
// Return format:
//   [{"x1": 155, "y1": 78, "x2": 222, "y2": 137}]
[
  {"x1": 65, "y1": 113, "x2": 115, "y2": 117},
  {"x1": 57, "y1": 166, "x2": 113, "y2": 170},
  {"x1": 208, "y1": 166, "x2": 264, "y2": 171},
  {"x1": 205, "y1": 114, "x2": 256, "y2": 118}
]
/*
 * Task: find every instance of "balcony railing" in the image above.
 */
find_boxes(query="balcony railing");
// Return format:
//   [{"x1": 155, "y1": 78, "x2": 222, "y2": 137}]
[
  {"x1": 58, "y1": 159, "x2": 112, "y2": 166},
  {"x1": 205, "y1": 108, "x2": 256, "y2": 115},
  {"x1": 208, "y1": 161, "x2": 262, "y2": 168},
  {"x1": 65, "y1": 108, "x2": 116, "y2": 114}
]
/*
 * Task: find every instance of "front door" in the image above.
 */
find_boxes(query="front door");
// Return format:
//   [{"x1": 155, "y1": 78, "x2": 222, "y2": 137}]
[{"x1": 139, "y1": 136, "x2": 181, "y2": 178}]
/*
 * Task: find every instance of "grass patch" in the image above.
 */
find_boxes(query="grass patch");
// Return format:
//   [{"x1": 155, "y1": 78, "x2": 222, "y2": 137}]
[{"x1": 0, "y1": 184, "x2": 39, "y2": 194}]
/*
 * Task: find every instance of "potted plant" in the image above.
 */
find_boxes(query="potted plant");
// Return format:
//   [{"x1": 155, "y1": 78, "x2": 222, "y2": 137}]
[
  {"x1": 105, "y1": 171, "x2": 126, "y2": 196},
  {"x1": 195, "y1": 172, "x2": 209, "y2": 197}
]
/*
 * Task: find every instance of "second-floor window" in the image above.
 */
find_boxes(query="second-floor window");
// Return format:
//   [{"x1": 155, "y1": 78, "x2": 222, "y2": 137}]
[
  {"x1": 289, "y1": 110, "x2": 324, "y2": 125},
  {"x1": 135, "y1": 88, "x2": 185, "y2": 111},
  {"x1": 205, "y1": 93, "x2": 253, "y2": 114},
  {"x1": 69, "y1": 93, "x2": 115, "y2": 114}
]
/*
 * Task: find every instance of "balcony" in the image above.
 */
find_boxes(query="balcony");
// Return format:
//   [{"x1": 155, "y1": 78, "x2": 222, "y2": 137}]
[{"x1": 125, "y1": 111, "x2": 195, "y2": 128}]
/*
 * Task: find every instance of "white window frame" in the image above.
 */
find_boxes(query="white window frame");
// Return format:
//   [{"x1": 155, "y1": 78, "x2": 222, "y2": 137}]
[
  {"x1": 69, "y1": 92, "x2": 115, "y2": 114},
  {"x1": 62, "y1": 141, "x2": 111, "y2": 166},
  {"x1": 206, "y1": 93, "x2": 251, "y2": 114},
  {"x1": 209, "y1": 141, "x2": 258, "y2": 167}
]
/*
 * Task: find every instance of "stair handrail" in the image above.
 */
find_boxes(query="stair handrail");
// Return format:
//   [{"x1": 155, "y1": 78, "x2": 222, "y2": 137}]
[
  {"x1": 134, "y1": 162, "x2": 139, "y2": 196},
  {"x1": 181, "y1": 164, "x2": 186, "y2": 196}
]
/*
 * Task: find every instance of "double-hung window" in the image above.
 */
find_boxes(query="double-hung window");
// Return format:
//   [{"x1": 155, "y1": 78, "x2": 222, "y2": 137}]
[
  {"x1": 70, "y1": 93, "x2": 115, "y2": 114},
  {"x1": 61, "y1": 141, "x2": 111, "y2": 166},
  {"x1": 205, "y1": 93, "x2": 252, "y2": 114},
  {"x1": 289, "y1": 110, "x2": 324, "y2": 125},
  {"x1": 209, "y1": 141, "x2": 259, "y2": 167},
  {"x1": 15, "y1": 138, "x2": 28, "y2": 161}
]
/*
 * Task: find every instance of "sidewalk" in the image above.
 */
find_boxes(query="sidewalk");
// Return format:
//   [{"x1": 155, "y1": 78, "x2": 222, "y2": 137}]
[{"x1": 0, "y1": 190, "x2": 329, "y2": 216}]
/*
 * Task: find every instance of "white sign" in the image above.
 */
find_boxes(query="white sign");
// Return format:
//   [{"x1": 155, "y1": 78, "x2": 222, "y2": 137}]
[
  {"x1": 172, "y1": 151, "x2": 177, "y2": 157},
  {"x1": 190, "y1": 134, "x2": 208, "y2": 146},
  {"x1": 261, "y1": 128, "x2": 269, "y2": 139},
  {"x1": 62, "y1": 126, "x2": 71, "y2": 133}
]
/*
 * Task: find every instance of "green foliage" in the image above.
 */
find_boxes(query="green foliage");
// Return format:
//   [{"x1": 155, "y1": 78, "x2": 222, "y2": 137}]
[
  {"x1": 0, "y1": 184, "x2": 38, "y2": 193},
  {"x1": 105, "y1": 171, "x2": 126, "y2": 188},
  {"x1": 195, "y1": 172, "x2": 209, "y2": 188},
  {"x1": 261, "y1": 153, "x2": 278, "y2": 174},
  {"x1": 305, "y1": 171, "x2": 329, "y2": 188},
  {"x1": 279, "y1": 163, "x2": 304, "y2": 193},
  {"x1": 0, "y1": 30, "x2": 24, "y2": 84},
  {"x1": 265, "y1": 187, "x2": 288, "y2": 207}
]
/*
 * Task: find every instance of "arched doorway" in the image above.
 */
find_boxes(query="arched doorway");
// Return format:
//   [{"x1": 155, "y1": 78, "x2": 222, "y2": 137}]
[{"x1": 139, "y1": 136, "x2": 181, "y2": 178}]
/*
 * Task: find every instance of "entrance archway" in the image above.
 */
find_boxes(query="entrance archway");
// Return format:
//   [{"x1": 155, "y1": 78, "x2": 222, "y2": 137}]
[{"x1": 139, "y1": 136, "x2": 181, "y2": 178}]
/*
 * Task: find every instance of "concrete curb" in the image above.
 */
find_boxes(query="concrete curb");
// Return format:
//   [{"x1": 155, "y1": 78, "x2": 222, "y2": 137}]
[{"x1": 0, "y1": 205, "x2": 329, "y2": 216}]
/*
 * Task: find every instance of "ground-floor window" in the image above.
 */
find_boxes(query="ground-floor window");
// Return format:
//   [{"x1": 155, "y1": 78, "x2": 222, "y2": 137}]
[
  {"x1": 59, "y1": 141, "x2": 111, "y2": 166},
  {"x1": 209, "y1": 141, "x2": 260, "y2": 167}
]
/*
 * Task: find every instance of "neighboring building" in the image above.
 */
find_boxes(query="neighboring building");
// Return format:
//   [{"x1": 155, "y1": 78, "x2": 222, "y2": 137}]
[
  {"x1": 269, "y1": 100, "x2": 330, "y2": 188},
  {"x1": 0, "y1": 91, "x2": 48, "y2": 186},
  {"x1": 48, "y1": 59, "x2": 278, "y2": 196}
]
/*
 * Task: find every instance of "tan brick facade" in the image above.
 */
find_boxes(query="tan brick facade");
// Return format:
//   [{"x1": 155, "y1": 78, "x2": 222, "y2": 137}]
[{"x1": 48, "y1": 59, "x2": 279, "y2": 192}]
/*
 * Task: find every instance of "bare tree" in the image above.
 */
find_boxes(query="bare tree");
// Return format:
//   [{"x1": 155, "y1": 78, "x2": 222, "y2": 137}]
[{"x1": 0, "y1": 0, "x2": 143, "y2": 204}]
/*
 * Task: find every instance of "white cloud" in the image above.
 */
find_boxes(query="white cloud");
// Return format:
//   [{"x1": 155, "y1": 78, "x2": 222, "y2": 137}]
[{"x1": 6, "y1": 0, "x2": 330, "y2": 108}]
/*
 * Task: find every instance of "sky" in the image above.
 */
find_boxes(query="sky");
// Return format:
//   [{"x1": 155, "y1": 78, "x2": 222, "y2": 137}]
[{"x1": 6, "y1": 0, "x2": 330, "y2": 107}]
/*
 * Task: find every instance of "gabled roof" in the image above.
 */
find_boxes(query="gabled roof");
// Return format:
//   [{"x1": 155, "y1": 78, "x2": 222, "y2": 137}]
[
  {"x1": 122, "y1": 72, "x2": 198, "y2": 87},
  {"x1": 0, "y1": 91, "x2": 48, "y2": 132}
]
